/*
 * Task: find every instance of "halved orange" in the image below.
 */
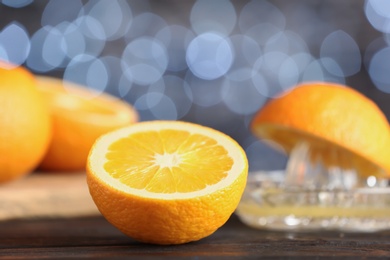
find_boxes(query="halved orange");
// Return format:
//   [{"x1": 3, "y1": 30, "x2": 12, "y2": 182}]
[
  {"x1": 251, "y1": 82, "x2": 390, "y2": 178},
  {"x1": 87, "y1": 120, "x2": 248, "y2": 244},
  {"x1": 36, "y1": 76, "x2": 138, "y2": 171}
]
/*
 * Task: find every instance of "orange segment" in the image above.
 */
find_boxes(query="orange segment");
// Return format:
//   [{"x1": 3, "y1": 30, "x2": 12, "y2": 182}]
[
  {"x1": 87, "y1": 120, "x2": 248, "y2": 244},
  {"x1": 104, "y1": 130, "x2": 232, "y2": 193},
  {"x1": 251, "y1": 82, "x2": 390, "y2": 177},
  {"x1": 36, "y1": 76, "x2": 138, "y2": 172}
]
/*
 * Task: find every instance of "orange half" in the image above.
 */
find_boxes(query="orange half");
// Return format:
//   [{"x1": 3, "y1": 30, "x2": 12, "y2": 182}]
[
  {"x1": 36, "y1": 76, "x2": 138, "y2": 171},
  {"x1": 251, "y1": 82, "x2": 390, "y2": 178},
  {"x1": 87, "y1": 120, "x2": 248, "y2": 244}
]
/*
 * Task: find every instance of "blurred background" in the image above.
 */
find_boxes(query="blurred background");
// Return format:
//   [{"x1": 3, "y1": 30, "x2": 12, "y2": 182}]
[{"x1": 0, "y1": 0, "x2": 389, "y2": 172}]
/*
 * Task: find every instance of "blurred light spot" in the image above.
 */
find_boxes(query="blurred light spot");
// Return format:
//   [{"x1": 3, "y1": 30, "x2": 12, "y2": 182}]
[
  {"x1": 290, "y1": 52, "x2": 314, "y2": 74},
  {"x1": 278, "y1": 57, "x2": 300, "y2": 90},
  {"x1": 301, "y1": 59, "x2": 346, "y2": 85},
  {"x1": 99, "y1": 56, "x2": 124, "y2": 95},
  {"x1": 285, "y1": 215, "x2": 300, "y2": 226},
  {"x1": 369, "y1": 46, "x2": 390, "y2": 93},
  {"x1": 38, "y1": 22, "x2": 87, "y2": 70},
  {"x1": 0, "y1": 44, "x2": 8, "y2": 61},
  {"x1": 147, "y1": 78, "x2": 165, "y2": 106},
  {"x1": 264, "y1": 32, "x2": 289, "y2": 54},
  {"x1": 319, "y1": 58, "x2": 344, "y2": 79},
  {"x1": 228, "y1": 34, "x2": 262, "y2": 81},
  {"x1": 245, "y1": 138, "x2": 287, "y2": 171},
  {"x1": 64, "y1": 55, "x2": 108, "y2": 96},
  {"x1": 135, "y1": 93, "x2": 178, "y2": 120},
  {"x1": 156, "y1": 25, "x2": 194, "y2": 72},
  {"x1": 190, "y1": 0, "x2": 236, "y2": 36},
  {"x1": 365, "y1": 0, "x2": 390, "y2": 33},
  {"x1": 27, "y1": 26, "x2": 56, "y2": 72},
  {"x1": 134, "y1": 92, "x2": 162, "y2": 110},
  {"x1": 240, "y1": 35, "x2": 262, "y2": 66},
  {"x1": 73, "y1": 16, "x2": 106, "y2": 58},
  {"x1": 320, "y1": 30, "x2": 361, "y2": 77},
  {"x1": 74, "y1": 15, "x2": 105, "y2": 41},
  {"x1": 245, "y1": 23, "x2": 282, "y2": 46},
  {"x1": 262, "y1": 51, "x2": 289, "y2": 73},
  {"x1": 239, "y1": 1, "x2": 285, "y2": 34},
  {"x1": 364, "y1": 37, "x2": 387, "y2": 70},
  {"x1": 42, "y1": 27, "x2": 66, "y2": 68},
  {"x1": 227, "y1": 66, "x2": 253, "y2": 82},
  {"x1": 118, "y1": 69, "x2": 134, "y2": 98},
  {"x1": 367, "y1": 176, "x2": 377, "y2": 187},
  {"x1": 1, "y1": 0, "x2": 32, "y2": 8},
  {"x1": 41, "y1": 0, "x2": 83, "y2": 27},
  {"x1": 149, "y1": 76, "x2": 193, "y2": 119},
  {"x1": 186, "y1": 32, "x2": 233, "y2": 80},
  {"x1": 264, "y1": 31, "x2": 309, "y2": 55},
  {"x1": 184, "y1": 71, "x2": 224, "y2": 107},
  {"x1": 251, "y1": 72, "x2": 270, "y2": 97},
  {"x1": 301, "y1": 59, "x2": 325, "y2": 82},
  {"x1": 252, "y1": 51, "x2": 295, "y2": 97},
  {"x1": 221, "y1": 75, "x2": 267, "y2": 115},
  {"x1": 383, "y1": 32, "x2": 390, "y2": 45},
  {"x1": 83, "y1": 0, "x2": 132, "y2": 41},
  {"x1": 0, "y1": 22, "x2": 30, "y2": 65},
  {"x1": 122, "y1": 37, "x2": 168, "y2": 85},
  {"x1": 149, "y1": 95, "x2": 178, "y2": 120},
  {"x1": 125, "y1": 12, "x2": 167, "y2": 40},
  {"x1": 57, "y1": 22, "x2": 86, "y2": 60}
]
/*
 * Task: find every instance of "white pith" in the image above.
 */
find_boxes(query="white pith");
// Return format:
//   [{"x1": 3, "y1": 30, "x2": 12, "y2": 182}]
[{"x1": 154, "y1": 152, "x2": 182, "y2": 168}]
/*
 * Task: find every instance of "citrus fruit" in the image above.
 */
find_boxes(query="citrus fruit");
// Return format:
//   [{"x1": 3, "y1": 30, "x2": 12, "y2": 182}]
[
  {"x1": 0, "y1": 62, "x2": 51, "y2": 183},
  {"x1": 36, "y1": 76, "x2": 138, "y2": 172},
  {"x1": 87, "y1": 120, "x2": 248, "y2": 245},
  {"x1": 251, "y1": 82, "x2": 390, "y2": 177}
]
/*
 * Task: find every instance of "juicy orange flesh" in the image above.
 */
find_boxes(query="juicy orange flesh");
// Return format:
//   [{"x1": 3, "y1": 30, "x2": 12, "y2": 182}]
[
  {"x1": 104, "y1": 129, "x2": 233, "y2": 193},
  {"x1": 41, "y1": 88, "x2": 116, "y2": 115}
]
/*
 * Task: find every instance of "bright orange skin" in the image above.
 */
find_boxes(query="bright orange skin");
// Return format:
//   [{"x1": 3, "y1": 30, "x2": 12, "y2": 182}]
[
  {"x1": 0, "y1": 64, "x2": 51, "y2": 183},
  {"x1": 86, "y1": 121, "x2": 248, "y2": 245},
  {"x1": 251, "y1": 82, "x2": 390, "y2": 176},
  {"x1": 87, "y1": 167, "x2": 247, "y2": 245}
]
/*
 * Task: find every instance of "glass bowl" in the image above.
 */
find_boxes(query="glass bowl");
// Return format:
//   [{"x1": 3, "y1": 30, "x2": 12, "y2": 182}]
[{"x1": 236, "y1": 142, "x2": 390, "y2": 232}]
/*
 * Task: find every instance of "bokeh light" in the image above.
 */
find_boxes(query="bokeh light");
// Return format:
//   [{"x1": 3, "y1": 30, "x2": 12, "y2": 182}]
[
  {"x1": 0, "y1": 22, "x2": 30, "y2": 65},
  {"x1": 186, "y1": 32, "x2": 233, "y2": 80},
  {"x1": 41, "y1": 0, "x2": 83, "y2": 27},
  {"x1": 63, "y1": 55, "x2": 109, "y2": 96},
  {"x1": 1, "y1": 0, "x2": 389, "y2": 172},
  {"x1": 365, "y1": 0, "x2": 390, "y2": 33},
  {"x1": 1, "y1": 0, "x2": 32, "y2": 8},
  {"x1": 369, "y1": 47, "x2": 390, "y2": 93},
  {"x1": 320, "y1": 30, "x2": 361, "y2": 77},
  {"x1": 82, "y1": 0, "x2": 132, "y2": 41},
  {"x1": 122, "y1": 37, "x2": 168, "y2": 85},
  {"x1": 190, "y1": 0, "x2": 236, "y2": 36}
]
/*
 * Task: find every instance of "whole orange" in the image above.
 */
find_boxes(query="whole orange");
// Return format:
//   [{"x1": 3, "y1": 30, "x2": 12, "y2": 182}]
[
  {"x1": 0, "y1": 62, "x2": 51, "y2": 183},
  {"x1": 251, "y1": 82, "x2": 390, "y2": 177}
]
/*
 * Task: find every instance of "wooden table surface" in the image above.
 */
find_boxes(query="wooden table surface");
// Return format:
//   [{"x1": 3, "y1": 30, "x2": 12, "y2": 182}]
[
  {"x1": 1, "y1": 174, "x2": 390, "y2": 258},
  {"x1": 1, "y1": 213, "x2": 390, "y2": 259}
]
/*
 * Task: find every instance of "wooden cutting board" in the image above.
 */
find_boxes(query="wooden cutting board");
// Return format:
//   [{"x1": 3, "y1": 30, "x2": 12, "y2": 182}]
[{"x1": 0, "y1": 172, "x2": 100, "y2": 221}]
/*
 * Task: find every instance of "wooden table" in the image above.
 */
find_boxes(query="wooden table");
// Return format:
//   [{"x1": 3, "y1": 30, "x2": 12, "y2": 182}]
[
  {"x1": 1, "y1": 173, "x2": 390, "y2": 258},
  {"x1": 1, "y1": 214, "x2": 390, "y2": 258}
]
